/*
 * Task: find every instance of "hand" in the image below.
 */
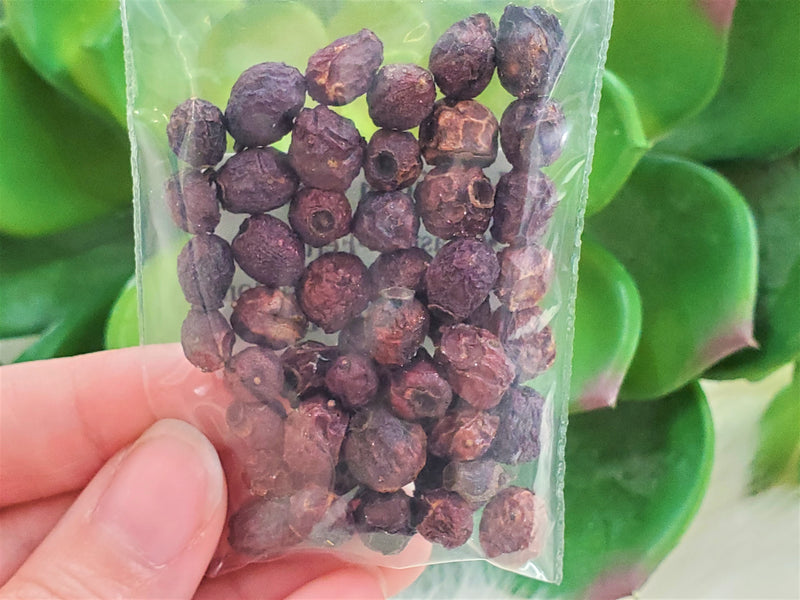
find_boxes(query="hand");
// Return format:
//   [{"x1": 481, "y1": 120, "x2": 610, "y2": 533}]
[{"x1": 0, "y1": 345, "x2": 425, "y2": 599}]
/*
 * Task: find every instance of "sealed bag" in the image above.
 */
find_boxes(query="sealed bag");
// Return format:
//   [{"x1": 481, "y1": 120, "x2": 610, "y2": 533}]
[{"x1": 121, "y1": 0, "x2": 612, "y2": 583}]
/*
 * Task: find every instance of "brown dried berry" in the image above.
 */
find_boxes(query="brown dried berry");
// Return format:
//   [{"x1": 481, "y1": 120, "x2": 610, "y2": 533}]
[
  {"x1": 491, "y1": 170, "x2": 558, "y2": 245},
  {"x1": 443, "y1": 459, "x2": 509, "y2": 509},
  {"x1": 363, "y1": 129, "x2": 423, "y2": 191},
  {"x1": 353, "y1": 190, "x2": 419, "y2": 252},
  {"x1": 435, "y1": 324, "x2": 515, "y2": 409},
  {"x1": 297, "y1": 252, "x2": 372, "y2": 333},
  {"x1": 418, "y1": 99, "x2": 499, "y2": 167},
  {"x1": 492, "y1": 306, "x2": 556, "y2": 380},
  {"x1": 479, "y1": 486, "x2": 543, "y2": 558},
  {"x1": 164, "y1": 169, "x2": 220, "y2": 234},
  {"x1": 226, "y1": 399, "x2": 284, "y2": 455},
  {"x1": 216, "y1": 147, "x2": 299, "y2": 214},
  {"x1": 367, "y1": 64, "x2": 436, "y2": 131},
  {"x1": 500, "y1": 98, "x2": 566, "y2": 169},
  {"x1": 414, "y1": 164, "x2": 494, "y2": 240},
  {"x1": 306, "y1": 29, "x2": 383, "y2": 106},
  {"x1": 343, "y1": 407, "x2": 427, "y2": 492},
  {"x1": 364, "y1": 288, "x2": 430, "y2": 366},
  {"x1": 289, "y1": 105, "x2": 365, "y2": 192},
  {"x1": 225, "y1": 62, "x2": 306, "y2": 147},
  {"x1": 232, "y1": 214, "x2": 305, "y2": 288},
  {"x1": 414, "y1": 489, "x2": 474, "y2": 549},
  {"x1": 489, "y1": 386, "x2": 545, "y2": 465},
  {"x1": 496, "y1": 5, "x2": 566, "y2": 99},
  {"x1": 428, "y1": 403, "x2": 499, "y2": 461},
  {"x1": 282, "y1": 341, "x2": 338, "y2": 397},
  {"x1": 288, "y1": 188, "x2": 352, "y2": 248},
  {"x1": 429, "y1": 14, "x2": 496, "y2": 100},
  {"x1": 167, "y1": 97, "x2": 227, "y2": 167},
  {"x1": 224, "y1": 346, "x2": 286, "y2": 406},
  {"x1": 180, "y1": 308, "x2": 234, "y2": 372},
  {"x1": 325, "y1": 354, "x2": 379, "y2": 409},
  {"x1": 495, "y1": 244, "x2": 554, "y2": 312},
  {"x1": 230, "y1": 286, "x2": 307, "y2": 350},
  {"x1": 354, "y1": 490, "x2": 413, "y2": 535},
  {"x1": 369, "y1": 248, "x2": 432, "y2": 297},
  {"x1": 177, "y1": 234, "x2": 235, "y2": 310},
  {"x1": 388, "y1": 351, "x2": 453, "y2": 421}
]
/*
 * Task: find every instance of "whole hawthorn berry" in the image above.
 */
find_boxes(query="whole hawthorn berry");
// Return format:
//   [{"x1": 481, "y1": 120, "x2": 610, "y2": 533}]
[
  {"x1": 443, "y1": 459, "x2": 509, "y2": 509},
  {"x1": 231, "y1": 214, "x2": 305, "y2": 288},
  {"x1": 363, "y1": 129, "x2": 423, "y2": 191},
  {"x1": 282, "y1": 341, "x2": 338, "y2": 397},
  {"x1": 325, "y1": 354, "x2": 379, "y2": 409},
  {"x1": 489, "y1": 385, "x2": 545, "y2": 465},
  {"x1": 306, "y1": 29, "x2": 383, "y2": 106},
  {"x1": 495, "y1": 244, "x2": 554, "y2": 312},
  {"x1": 297, "y1": 252, "x2": 372, "y2": 333},
  {"x1": 363, "y1": 288, "x2": 430, "y2": 366},
  {"x1": 428, "y1": 403, "x2": 500, "y2": 461},
  {"x1": 495, "y1": 5, "x2": 566, "y2": 99},
  {"x1": 167, "y1": 97, "x2": 227, "y2": 167},
  {"x1": 491, "y1": 170, "x2": 558, "y2": 245},
  {"x1": 414, "y1": 489, "x2": 474, "y2": 549},
  {"x1": 388, "y1": 351, "x2": 453, "y2": 421},
  {"x1": 369, "y1": 248, "x2": 432, "y2": 297},
  {"x1": 418, "y1": 99, "x2": 499, "y2": 167},
  {"x1": 164, "y1": 169, "x2": 220, "y2": 234},
  {"x1": 429, "y1": 14, "x2": 496, "y2": 100},
  {"x1": 289, "y1": 105, "x2": 365, "y2": 192},
  {"x1": 353, "y1": 190, "x2": 419, "y2": 252},
  {"x1": 288, "y1": 188, "x2": 352, "y2": 248},
  {"x1": 230, "y1": 286, "x2": 307, "y2": 350},
  {"x1": 180, "y1": 308, "x2": 234, "y2": 372},
  {"x1": 367, "y1": 64, "x2": 436, "y2": 130},
  {"x1": 177, "y1": 233, "x2": 234, "y2": 310},
  {"x1": 354, "y1": 490, "x2": 413, "y2": 535},
  {"x1": 492, "y1": 306, "x2": 556, "y2": 380},
  {"x1": 225, "y1": 62, "x2": 306, "y2": 147},
  {"x1": 216, "y1": 147, "x2": 299, "y2": 214},
  {"x1": 224, "y1": 346, "x2": 286, "y2": 406},
  {"x1": 479, "y1": 486, "x2": 543, "y2": 559},
  {"x1": 500, "y1": 98, "x2": 566, "y2": 169}
]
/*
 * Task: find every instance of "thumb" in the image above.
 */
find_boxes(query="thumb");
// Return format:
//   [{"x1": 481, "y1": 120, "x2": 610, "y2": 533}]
[{"x1": 1, "y1": 419, "x2": 227, "y2": 599}]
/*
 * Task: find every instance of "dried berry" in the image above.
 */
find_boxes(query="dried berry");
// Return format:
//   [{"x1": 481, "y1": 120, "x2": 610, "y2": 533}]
[
  {"x1": 354, "y1": 490, "x2": 413, "y2": 534},
  {"x1": 288, "y1": 188, "x2": 352, "y2": 248},
  {"x1": 224, "y1": 346, "x2": 286, "y2": 406},
  {"x1": 428, "y1": 403, "x2": 499, "y2": 461},
  {"x1": 164, "y1": 169, "x2": 220, "y2": 234},
  {"x1": 180, "y1": 308, "x2": 234, "y2": 372},
  {"x1": 282, "y1": 341, "x2": 338, "y2": 397},
  {"x1": 443, "y1": 459, "x2": 509, "y2": 509},
  {"x1": 429, "y1": 14, "x2": 496, "y2": 100},
  {"x1": 343, "y1": 407, "x2": 427, "y2": 492},
  {"x1": 388, "y1": 351, "x2": 453, "y2": 421},
  {"x1": 353, "y1": 190, "x2": 419, "y2": 252},
  {"x1": 492, "y1": 306, "x2": 556, "y2": 380},
  {"x1": 297, "y1": 252, "x2": 372, "y2": 333},
  {"x1": 495, "y1": 244, "x2": 554, "y2": 312},
  {"x1": 491, "y1": 170, "x2": 558, "y2": 245},
  {"x1": 230, "y1": 286, "x2": 307, "y2": 350},
  {"x1": 167, "y1": 97, "x2": 227, "y2": 167},
  {"x1": 367, "y1": 64, "x2": 436, "y2": 131},
  {"x1": 435, "y1": 324, "x2": 515, "y2": 409},
  {"x1": 479, "y1": 486, "x2": 543, "y2": 558},
  {"x1": 369, "y1": 248, "x2": 432, "y2": 297},
  {"x1": 337, "y1": 316, "x2": 369, "y2": 355},
  {"x1": 306, "y1": 29, "x2": 383, "y2": 106},
  {"x1": 363, "y1": 129, "x2": 423, "y2": 191},
  {"x1": 425, "y1": 238, "x2": 499, "y2": 321},
  {"x1": 489, "y1": 386, "x2": 545, "y2": 465},
  {"x1": 418, "y1": 99, "x2": 499, "y2": 167},
  {"x1": 226, "y1": 399, "x2": 284, "y2": 454},
  {"x1": 216, "y1": 147, "x2": 299, "y2": 214},
  {"x1": 325, "y1": 354, "x2": 379, "y2": 409},
  {"x1": 414, "y1": 164, "x2": 494, "y2": 240},
  {"x1": 414, "y1": 489, "x2": 473, "y2": 549},
  {"x1": 177, "y1": 233, "x2": 235, "y2": 310},
  {"x1": 496, "y1": 5, "x2": 566, "y2": 99},
  {"x1": 231, "y1": 214, "x2": 305, "y2": 288},
  {"x1": 364, "y1": 288, "x2": 429, "y2": 366},
  {"x1": 225, "y1": 62, "x2": 306, "y2": 147},
  {"x1": 289, "y1": 105, "x2": 365, "y2": 192},
  {"x1": 500, "y1": 98, "x2": 566, "y2": 169}
]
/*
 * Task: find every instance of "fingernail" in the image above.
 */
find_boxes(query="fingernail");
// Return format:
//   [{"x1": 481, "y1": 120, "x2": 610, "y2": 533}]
[{"x1": 93, "y1": 419, "x2": 224, "y2": 567}]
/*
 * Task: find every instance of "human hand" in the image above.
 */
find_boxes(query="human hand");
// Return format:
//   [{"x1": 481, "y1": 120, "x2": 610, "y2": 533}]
[{"x1": 0, "y1": 345, "x2": 425, "y2": 599}]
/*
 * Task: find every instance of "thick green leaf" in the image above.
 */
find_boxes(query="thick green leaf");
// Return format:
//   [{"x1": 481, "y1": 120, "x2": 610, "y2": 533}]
[
  {"x1": 658, "y1": 0, "x2": 800, "y2": 161},
  {"x1": 707, "y1": 152, "x2": 800, "y2": 380},
  {"x1": 570, "y1": 239, "x2": 642, "y2": 412},
  {"x1": 587, "y1": 154, "x2": 758, "y2": 400},
  {"x1": 605, "y1": 0, "x2": 732, "y2": 138}
]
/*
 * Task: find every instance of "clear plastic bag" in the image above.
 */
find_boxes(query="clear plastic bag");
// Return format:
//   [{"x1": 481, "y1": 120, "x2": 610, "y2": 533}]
[{"x1": 122, "y1": 0, "x2": 612, "y2": 583}]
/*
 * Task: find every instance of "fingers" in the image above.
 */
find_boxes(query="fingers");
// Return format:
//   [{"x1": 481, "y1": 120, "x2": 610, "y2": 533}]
[{"x1": 0, "y1": 420, "x2": 226, "y2": 600}]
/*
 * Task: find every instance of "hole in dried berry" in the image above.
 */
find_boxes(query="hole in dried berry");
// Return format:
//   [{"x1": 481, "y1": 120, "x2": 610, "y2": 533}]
[
  {"x1": 310, "y1": 210, "x2": 336, "y2": 234},
  {"x1": 469, "y1": 179, "x2": 494, "y2": 209},
  {"x1": 375, "y1": 151, "x2": 398, "y2": 177}
]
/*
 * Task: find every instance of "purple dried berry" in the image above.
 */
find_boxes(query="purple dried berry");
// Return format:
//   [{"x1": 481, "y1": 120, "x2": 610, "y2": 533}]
[
  {"x1": 495, "y1": 244, "x2": 554, "y2": 312},
  {"x1": 167, "y1": 97, "x2": 227, "y2": 167},
  {"x1": 367, "y1": 64, "x2": 436, "y2": 131},
  {"x1": 479, "y1": 486, "x2": 543, "y2": 558},
  {"x1": 369, "y1": 248, "x2": 432, "y2": 297},
  {"x1": 388, "y1": 351, "x2": 452, "y2": 421},
  {"x1": 224, "y1": 346, "x2": 286, "y2": 405},
  {"x1": 282, "y1": 341, "x2": 338, "y2": 396},
  {"x1": 492, "y1": 306, "x2": 556, "y2": 380},
  {"x1": 231, "y1": 214, "x2": 305, "y2": 288},
  {"x1": 443, "y1": 459, "x2": 509, "y2": 509},
  {"x1": 288, "y1": 188, "x2": 352, "y2": 248},
  {"x1": 363, "y1": 288, "x2": 430, "y2": 366},
  {"x1": 418, "y1": 99, "x2": 498, "y2": 167},
  {"x1": 429, "y1": 14, "x2": 496, "y2": 100},
  {"x1": 226, "y1": 400, "x2": 285, "y2": 454},
  {"x1": 230, "y1": 286, "x2": 307, "y2": 350},
  {"x1": 354, "y1": 490, "x2": 413, "y2": 535},
  {"x1": 489, "y1": 386, "x2": 545, "y2": 465},
  {"x1": 177, "y1": 234, "x2": 235, "y2": 310},
  {"x1": 180, "y1": 308, "x2": 234, "y2": 372},
  {"x1": 164, "y1": 170, "x2": 220, "y2": 234},
  {"x1": 491, "y1": 170, "x2": 558, "y2": 245},
  {"x1": 216, "y1": 147, "x2": 299, "y2": 214},
  {"x1": 353, "y1": 190, "x2": 419, "y2": 253},
  {"x1": 363, "y1": 129, "x2": 423, "y2": 192},
  {"x1": 500, "y1": 98, "x2": 566, "y2": 169},
  {"x1": 414, "y1": 489, "x2": 474, "y2": 549},
  {"x1": 325, "y1": 354, "x2": 379, "y2": 409},
  {"x1": 428, "y1": 403, "x2": 499, "y2": 461}
]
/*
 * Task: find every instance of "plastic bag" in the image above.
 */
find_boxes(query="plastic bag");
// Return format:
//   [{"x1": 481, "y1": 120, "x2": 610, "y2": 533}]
[{"x1": 121, "y1": 0, "x2": 612, "y2": 583}]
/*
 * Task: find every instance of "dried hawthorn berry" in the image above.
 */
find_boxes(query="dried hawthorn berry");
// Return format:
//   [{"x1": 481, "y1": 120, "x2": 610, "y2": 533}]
[
  {"x1": 288, "y1": 188, "x2": 352, "y2": 248},
  {"x1": 496, "y1": 5, "x2": 566, "y2": 99},
  {"x1": 367, "y1": 64, "x2": 436, "y2": 131},
  {"x1": 216, "y1": 147, "x2": 299, "y2": 214},
  {"x1": 363, "y1": 129, "x2": 422, "y2": 191},
  {"x1": 226, "y1": 399, "x2": 285, "y2": 453},
  {"x1": 224, "y1": 346, "x2": 286, "y2": 406},
  {"x1": 418, "y1": 99, "x2": 499, "y2": 167},
  {"x1": 343, "y1": 407, "x2": 427, "y2": 492},
  {"x1": 443, "y1": 459, "x2": 509, "y2": 509},
  {"x1": 414, "y1": 489, "x2": 473, "y2": 549},
  {"x1": 429, "y1": 14, "x2": 496, "y2": 100},
  {"x1": 363, "y1": 288, "x2": 429, "y2": 366},
  {"x1": 388, "y1": 351, "x2": 452, "y2": 420},
  {"x1": 325, "y1": 354, "x2": 379, "y2": 409},
  {"x1": 306, "y1": 29, "x2": 383, "y2": 106},
  {"x1": 495, "y1": 244, "x2": 554, "y2": 312},
  {"x1": 489, "y1": 386, "x2": 545, "y2": 465},
  {"x1": 177, "y1": 233, "x2": 234, "y2": 310},
  {"x1": 282, "y1": 341, "x2": 338, "y2": 397},
  {"x1": 369, "y1": 248, "x2": 432, "y2": 297},
  {"x1": 297, "y1": 252, "x2": 372, "y2": 333},
  {"x1": 167, "y1": 97, "x2": 227, "y2": 167},
  {"x1": 232, "y1": 214, "x2": 305, "y2": 288},
  {"x1": 435, "y1": 324, "x2": 515, "y2": 409},
  {"x1": 354, "y1": 490, "x2": 413, "y2": 535},
  {"x1": 289, "y1": 105, "x2": 365, "y2": 192},
  {"x1": 500, "y1": 98, "x2": 566, "y2": 169},
  {"x1": 180, "y1": 308, "x2": 234, "y2": 372},
  {"x1": 337, "y1": 316, "x2": 369, "y2": 356},
  {"x1": 428, "y1": 403, "x2": 499, "y2": 461},
  {"x1": 492, "y1": 306, "x2": 556, "y2": 380},
  {"x1": 353, "y1": 191, "x2": 419, "y2": 253},
  {"x1": 491, "y1": 170, "x2": 558, "y2": 245},
  {"x1": 164, "y1": 169, "x2": 220, "y2": 234},
  {"x1": 230, "y1": 286, "x2": 307, "y2": 350},
  {"x1": 425, "y1": 238, "x2": 499, "y2": 321},
  {"x1": 479, "y1": 486, "x2": 542, "y2": 558},
  {"x1": 225, "y1": 62, "x2": 306, "y2": 147},
  {"x1": 414, "y1": 164, "x2": 494, "y2": 240}
]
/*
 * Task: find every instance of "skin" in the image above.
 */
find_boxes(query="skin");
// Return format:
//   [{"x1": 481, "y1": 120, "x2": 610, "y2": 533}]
[{"x1": 0, "y1": 344, "x2": 426, "y2": 599}]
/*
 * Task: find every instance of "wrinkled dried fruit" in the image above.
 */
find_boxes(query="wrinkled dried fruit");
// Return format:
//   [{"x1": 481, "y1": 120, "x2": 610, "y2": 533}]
[
  {"x1": 367, "y1": 64, "x2": 436, "y2": 131},
  {"x1": 414, "y1": 489, "x2": 473, "y2": 549},
  {"x1": 369, "y1": 248, "x2": 432, "y2": 297},
  {"x1": 428, "y1": 403, "x2": 499, "y2": 461},
  {"x1": 216, "y1": 147, "x2": 299, "y2": 214},
  {"x1": 353, "y1": 191, "x2": 419, "y2": 252},
  {"x1": 491, "y1": 170, "x2": 558, "y2": 245},
  {"x1": 489, "y1": 386, "x2": 545, "y2": 465},
  {"x1": 177, "y1": 234, "x2": 235, "y2": 310},
  {"x1": 167, "y1": 97, "x2": 227, "y2": 167},
  {"x1": 500, "y1": 98, "x2": 566, "y2": 169},
  {"x1": 180, "y1": 308, "x2": 234, "y2": 372},
  {"x1": 479, "y1": 486, "x2": 542, "y2": 558},
  {"x1": 443, "y1": 459, "x2": 509, "y2": 509},
  {"x1": 492, "y1": 306, "x2": 556, "y2": 380},
  {"x1": 288, "y1": 188, "x2": 352, "y2": 248},
  {"x1": 164, "y1": 169, "x2": 220, "y2": 234},
  {"x1": 388, "y1": 351, "x2": 453, "y2": 420},
  {"x1": 325, "y1": 354, "x2": 379, "y2": 409},
  {"x1": 354, "y1": 490, "x2": 413, "y2": 534},
  {"x1": 364, "y1": 288, "x2": 429, "y2": 366},
  {"x1": 224, "y1": 346, "x2": 286, "y2": 406},
  {"x1": 495, "y1": 244, "x2": 554, "y2": 311},
  {"x1": 226, "y1": 399, "x2": 285, "y2": 454},
  {"x1": 363, "y1": 129, "x2": 423, "y2": 191},
  {"x1": 232, "y1": 214, "x2": 305, "y2": 288},
  {"x1": 418, "y1": 99, "x2": 498, "y2": 167},
  {"x1": 282, "y1": 341, "x2": 338, "y2": 397},
  {"x1": 429, "y1": 14, "x2": 496, "y2": 100},
  {"x1": 230, "y1": 286, "x2": 307, "y2": 350}
]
